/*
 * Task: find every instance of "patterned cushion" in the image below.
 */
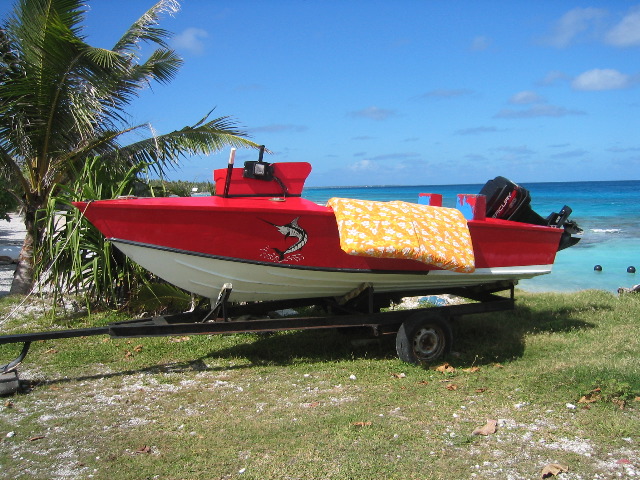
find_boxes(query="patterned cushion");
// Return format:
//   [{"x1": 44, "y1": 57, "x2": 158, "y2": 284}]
[{"x1": 327, "y1": 198, "x2": 475, "y2": 273}]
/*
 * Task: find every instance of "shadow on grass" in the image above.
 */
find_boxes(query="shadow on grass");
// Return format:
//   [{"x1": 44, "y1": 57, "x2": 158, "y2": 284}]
[
  {"x1": 450, "y1": 306, "x2": 599, "y2": 366},
  {"x1": 199, "y1": 299, "x2": 603, "y2": 368},
  {"x1": 14, "y1": 296, "x2": 610, "y2": 390},
  {"x1": 17, "y1": 330, "x2": 396, "y2": 389}
]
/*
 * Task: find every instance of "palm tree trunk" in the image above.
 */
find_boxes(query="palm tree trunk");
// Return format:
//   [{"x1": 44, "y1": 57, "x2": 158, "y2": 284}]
[{"x1": 9, "y1": 205, "x2": 39, "y2": 295}]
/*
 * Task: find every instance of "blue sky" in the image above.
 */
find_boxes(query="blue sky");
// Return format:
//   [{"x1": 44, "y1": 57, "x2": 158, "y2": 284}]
[{"x1": 4, "y1": 1, "x2": 640, "y2": 186}]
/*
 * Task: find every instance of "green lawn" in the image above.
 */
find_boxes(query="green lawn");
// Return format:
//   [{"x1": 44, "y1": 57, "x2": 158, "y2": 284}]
[{"x1": 0, "y1": 289, "x2": 638, "y2": 479}]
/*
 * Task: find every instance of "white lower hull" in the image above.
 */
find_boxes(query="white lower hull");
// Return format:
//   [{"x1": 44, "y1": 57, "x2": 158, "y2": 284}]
[{"x1": 114, "y1": 241, "x2": 552, "y2": 302}]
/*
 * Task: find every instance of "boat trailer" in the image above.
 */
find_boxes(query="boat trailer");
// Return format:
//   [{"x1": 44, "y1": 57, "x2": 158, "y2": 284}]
[{"x1": 0, "y1": 281, "x2": 516, "y2": 394}]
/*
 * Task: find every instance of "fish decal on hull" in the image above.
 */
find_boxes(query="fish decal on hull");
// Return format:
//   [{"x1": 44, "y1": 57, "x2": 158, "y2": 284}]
[{"x1": 263, "y1": 217, "x2": 308, "y2": 261}]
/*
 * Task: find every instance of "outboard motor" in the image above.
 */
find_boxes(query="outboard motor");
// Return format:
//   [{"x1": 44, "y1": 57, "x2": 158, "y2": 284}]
[{"x1": 479, "y1": 176, "x2": 582, "y2": 251}]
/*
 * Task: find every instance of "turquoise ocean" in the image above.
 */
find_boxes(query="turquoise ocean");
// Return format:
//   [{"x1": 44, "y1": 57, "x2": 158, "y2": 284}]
[{"x1": 303, "y1": 180, "x2": 640, "y2": 294}]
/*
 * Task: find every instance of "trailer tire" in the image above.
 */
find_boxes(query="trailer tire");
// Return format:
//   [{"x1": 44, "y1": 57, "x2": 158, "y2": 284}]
[
  {"x1": 396, "y1": 312, "x2": 452, "y2": 364},
  {"x1": 0, "y1": 371, "x2": 20, "y2": 396}
]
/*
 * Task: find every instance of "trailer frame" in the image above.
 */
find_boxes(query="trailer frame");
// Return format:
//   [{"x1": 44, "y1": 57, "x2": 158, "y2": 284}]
[{"x1": 0, "y1": 280, "x2": 516, "y2": 393}]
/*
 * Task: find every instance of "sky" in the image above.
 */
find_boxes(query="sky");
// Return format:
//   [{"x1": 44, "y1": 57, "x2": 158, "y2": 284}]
[{"x1": 3, "y1": 1, "x2": 640, "y2": 186}]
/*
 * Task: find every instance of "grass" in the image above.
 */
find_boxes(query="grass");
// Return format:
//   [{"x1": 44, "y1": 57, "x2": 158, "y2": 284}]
[{"x1": 0, "y1": 289, "x2": 638, "y2": 479}]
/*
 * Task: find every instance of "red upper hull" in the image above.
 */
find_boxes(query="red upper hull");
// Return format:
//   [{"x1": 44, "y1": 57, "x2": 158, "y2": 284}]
[{"x1": 74, "y1": 195, "x2": 563, "y2": 272}]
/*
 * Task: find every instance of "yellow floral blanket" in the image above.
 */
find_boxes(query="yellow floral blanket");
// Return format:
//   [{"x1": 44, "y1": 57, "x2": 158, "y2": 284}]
[{"x1": 327, "y1": 198, "x2": 475, "y2": 273}]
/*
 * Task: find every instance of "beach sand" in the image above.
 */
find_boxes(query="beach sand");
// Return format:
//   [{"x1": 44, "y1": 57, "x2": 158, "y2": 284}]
[{"x1": 0, "y1": 214, "x2": 26, "y2": 296}]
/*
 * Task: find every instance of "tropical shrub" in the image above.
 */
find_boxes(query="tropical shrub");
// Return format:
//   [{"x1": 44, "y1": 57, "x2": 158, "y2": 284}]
[
  {"x1": 37, "y1": 158, "x2": 152, "y2": 308},
  {"x1": 147, "y1": 179, "x2": 215, "y2": 197}
]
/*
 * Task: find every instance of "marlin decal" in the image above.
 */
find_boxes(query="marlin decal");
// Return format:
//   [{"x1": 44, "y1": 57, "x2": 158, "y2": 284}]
[{"x1": 263, "y1": 217, "x2": 308, "y2": 260}]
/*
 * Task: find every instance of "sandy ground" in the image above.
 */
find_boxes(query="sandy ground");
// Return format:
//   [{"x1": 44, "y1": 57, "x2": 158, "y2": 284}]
[{"x1": 0, "y1": 214, "x2": 26, "y2": 296}]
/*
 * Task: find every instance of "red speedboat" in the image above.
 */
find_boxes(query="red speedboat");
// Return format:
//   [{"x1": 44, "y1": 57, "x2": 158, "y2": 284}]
[{"x1": 74, "y1": 149, "x2": 580, "y2": 302}]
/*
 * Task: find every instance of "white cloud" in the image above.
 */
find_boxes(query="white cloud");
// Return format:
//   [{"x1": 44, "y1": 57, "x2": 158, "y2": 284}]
[
  {"x1": 551, "y1": 149, "x2": 588, "y2": 159},
  {"x1": 250, "y1": 124, "x2": 307, "y2": 133},
  {"x1": 470, "y1": 36, "x2": 491, "y2": 51},
  {"x1": 370, "y1": 152, "x2": 420, "y2": 161},
  {"x1": 455, "y1": 126, "x2": 499, "y2": 136},
  {"x1": 572, "y1": 69, "x2": 631, "y2": 91},
  {"x1": 498, "y1": 88, "x2": 586, "y2": 118},
  {"x1": 606, "y1": 7, "x2": 640, "y2": 46},
  {"x1": 495, "y1": 104, "x2": 585, "y2": 119},
  {"x1": 607, "y1": 146, "x2": 640, "y2": 153},
  {"x1": 493, "y1": 145, "x2": 536, "y2": 156},
  {"x1": 544, "y1": 7, "x2": 607, "y2": 47},
  {"x1": 349, "y1": 106, "x2": 397, "y2": 121},
  {"x1": 172, "y1": 27, "x2": 209, "y2": 55},
  {"x1": 349, "y1": 159, "x2": 376, "y2": 171},
  {"x1": 509, "y1": 91, "x2": 544, "y2": 105},
  {"x1": 420, "y1": 89, "x2": 474, "y2": 99},
  {"x1": 351, "y1": 136, "x2": 375, "y2": 141},
  {"x1": 537, "y1": 70, "x2": 570, "y2": 86},
  {"x1": 235, "y1": 84, "x2": 263, "y2": 92}
]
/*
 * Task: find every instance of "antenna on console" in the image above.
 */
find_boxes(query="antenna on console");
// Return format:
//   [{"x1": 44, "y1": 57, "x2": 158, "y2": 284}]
[{"x1": 222, "y1": 148, "x2": 236, "y2": 198}]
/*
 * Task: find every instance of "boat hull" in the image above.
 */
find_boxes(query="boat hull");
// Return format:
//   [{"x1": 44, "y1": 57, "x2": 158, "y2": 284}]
[{"x1": 113, "y1": 239, "x2": 552, "y2": 301}]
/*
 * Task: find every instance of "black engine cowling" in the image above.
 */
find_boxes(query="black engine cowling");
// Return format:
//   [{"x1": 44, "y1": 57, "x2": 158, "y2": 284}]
[{"x1": 479, "y1": 176, "x2": 581, "y2": 251}]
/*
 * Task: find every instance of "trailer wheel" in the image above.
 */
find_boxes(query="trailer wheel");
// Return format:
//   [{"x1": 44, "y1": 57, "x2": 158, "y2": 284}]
[
  {"x1": 0, "y1": 371, "x2": 20, "y2": 396},
  {"x1": 396, "y1": 312, "x2": 452, "y2": 364}
]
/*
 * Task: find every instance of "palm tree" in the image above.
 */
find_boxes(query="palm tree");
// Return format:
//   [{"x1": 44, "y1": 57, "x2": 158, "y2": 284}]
[{"x1": 0, "y1": 0, "x2": 259, "y2": 294}]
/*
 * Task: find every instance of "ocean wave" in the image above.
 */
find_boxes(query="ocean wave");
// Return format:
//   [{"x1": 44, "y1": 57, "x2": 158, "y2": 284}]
[{"x1": 591, "y1": 228, "x2": 622, "y2": 234}]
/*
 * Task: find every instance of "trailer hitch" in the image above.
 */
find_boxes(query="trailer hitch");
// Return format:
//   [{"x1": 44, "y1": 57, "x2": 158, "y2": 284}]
[{"x1": 0, "y1": 341, "x2": 31, "y2": 374}]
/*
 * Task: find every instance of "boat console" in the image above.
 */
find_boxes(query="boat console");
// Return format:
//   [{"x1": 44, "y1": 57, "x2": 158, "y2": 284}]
[{"x1": 214, "y1": 145, "x2": 312, "y2": 198}]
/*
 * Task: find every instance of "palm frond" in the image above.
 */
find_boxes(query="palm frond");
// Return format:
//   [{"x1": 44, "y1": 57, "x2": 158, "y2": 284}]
[
  {"x1": 134, "y1": 47, "x2": 182, "y2": 85},
  {"x1": 83, "y1": 46, "x2": 123, "y2": 70},
  {"x1": 112, "y1": 0, "x2": 180, "y2": 54},
  {"x1": 103, "y1": 114, "x2": 261, "y2": 174}
]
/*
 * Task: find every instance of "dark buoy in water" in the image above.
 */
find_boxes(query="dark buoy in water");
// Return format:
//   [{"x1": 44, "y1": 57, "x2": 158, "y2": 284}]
[
  {"x1": 594, "y1": 265, "x2": 603, "y2": 272},
  {"x1": 628, "y1": 266, "x2": 636, "y2": 274}
]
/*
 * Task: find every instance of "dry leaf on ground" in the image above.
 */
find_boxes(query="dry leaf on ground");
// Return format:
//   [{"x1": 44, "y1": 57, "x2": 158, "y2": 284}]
[
  {"x1": 578, "y1": 388, "x2": 601, "y2": 404},
  {"x1": 463, "y1": 366, "x2": 480, "y2": 373},
  {"x1": 351, "y1": 421, "x2": 372, "y2": 427},
  {"x1": 578, "y1": 394, "x2": 600, "y2": 404},
  {"x1": 135, "y1": 445, "x2": 151, "y2": 454},
  {"x1": 391, "y1": 373, "x2": 406, "y2": 378},
  {"x1": 435, "y1": 363, "x2": 455, "y2": 373},
  {"x1": 612, "y1": 398, "x2": 626, "y2": 409},
  {"x1": 541, "y1": 463, "x2": 568, "y2": 478},
  {"x1": 169, "y1": 336, "x2": 191, "y2": 343},
  {"x1": 445, "y1": 384, "x2": 458, "y2": 391},
  {"x1": 472, "y1": 419, "x2": 497, "y2": 436}
]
